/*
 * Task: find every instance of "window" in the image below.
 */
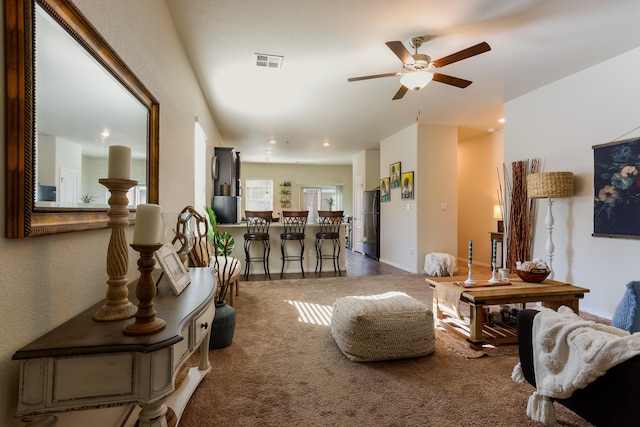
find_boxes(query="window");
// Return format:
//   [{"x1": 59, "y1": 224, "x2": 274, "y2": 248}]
[
  {"x1": 245, "y1": 179, "x2": 273, "y2": 211},
  {"x1": 301, "y1": 185, "x2": 343, "y2": 223}
]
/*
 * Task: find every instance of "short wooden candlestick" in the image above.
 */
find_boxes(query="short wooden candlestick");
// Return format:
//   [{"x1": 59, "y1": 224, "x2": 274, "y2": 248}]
[
  {"x1": 93, "y1": 178, "x2": 139, "y2": 321},
  {"x1": 124, "y1": 243, "x2": 166, "y2": 336}
]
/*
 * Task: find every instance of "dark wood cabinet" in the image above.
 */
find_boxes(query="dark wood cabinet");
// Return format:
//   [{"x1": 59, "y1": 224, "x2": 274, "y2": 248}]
[{"x1": 213, "y1": 147, "x2": 240, "y2": 196}]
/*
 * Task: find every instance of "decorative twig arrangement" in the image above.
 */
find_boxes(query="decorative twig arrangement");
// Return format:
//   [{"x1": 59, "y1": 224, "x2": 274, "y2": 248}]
[{"x1": 503, "y1": 159, "x2": 541, "y2": 272}]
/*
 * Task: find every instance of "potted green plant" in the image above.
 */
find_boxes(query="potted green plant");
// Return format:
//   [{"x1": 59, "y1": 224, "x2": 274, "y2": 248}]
[
  {"x1": 203, "y1": 205, "x2": 238, "y2": 349},
  {"x1": 324, "y1": 197, "x2": 335, "y2": 211},
  {"x1": 79, "y1": 194, "x2": 96, "y2": 203},
  {"x1": 204, "y1": 206, "x2": 237, "y2": 301}
]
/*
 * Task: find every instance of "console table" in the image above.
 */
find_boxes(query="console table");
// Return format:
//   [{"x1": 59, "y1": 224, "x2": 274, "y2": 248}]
[{"x1": 12, "y1": 267, "x2": 216, "y2": 427}]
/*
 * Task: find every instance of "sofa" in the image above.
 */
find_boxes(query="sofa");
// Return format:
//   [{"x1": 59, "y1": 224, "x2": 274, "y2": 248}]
[{"x1": 517, "y1": 308, "x2": 640, "y2": 426}]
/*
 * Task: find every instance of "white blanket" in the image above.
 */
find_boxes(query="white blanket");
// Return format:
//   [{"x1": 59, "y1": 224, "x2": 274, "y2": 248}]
[
  {"x1": 512, "y1": 306, "x2": 640, "y2": 425},
  {"x1": 424, "y1": 253, "x2": 457, "y2": 277}
]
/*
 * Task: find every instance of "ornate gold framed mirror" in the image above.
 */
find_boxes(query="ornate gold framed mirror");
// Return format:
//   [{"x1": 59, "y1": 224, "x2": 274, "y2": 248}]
[{"x1": 5, "y1": 0, "x2": 159, "y2": 238}]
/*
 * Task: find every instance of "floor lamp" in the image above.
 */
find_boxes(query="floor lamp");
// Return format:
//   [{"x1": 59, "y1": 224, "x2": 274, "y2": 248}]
[{"x1": 527, "y1": 172, "x2": 574, "y2": 279}]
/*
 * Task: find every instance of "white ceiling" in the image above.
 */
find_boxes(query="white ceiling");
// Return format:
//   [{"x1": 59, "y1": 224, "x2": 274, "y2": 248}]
[{"x1": 165, "y1": 0, "x2": 640, "y2": 165}]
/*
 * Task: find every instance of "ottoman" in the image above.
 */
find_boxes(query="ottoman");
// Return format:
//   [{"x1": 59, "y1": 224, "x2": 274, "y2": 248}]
[{"x1": 331, "y1": 291, "x2": 435, "y2": 362}]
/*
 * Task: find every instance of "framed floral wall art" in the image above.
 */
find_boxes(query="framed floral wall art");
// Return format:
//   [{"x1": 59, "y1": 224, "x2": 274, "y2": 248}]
[
  {"x1": 390, "y1": 162, "x2": 401, "y2": 188},
  {"x1": 401, "y1": 171, "x2": 414, "y2": 199},
  {"x1": 593, "y1": 136, "x2": 640, "y2": 238}
]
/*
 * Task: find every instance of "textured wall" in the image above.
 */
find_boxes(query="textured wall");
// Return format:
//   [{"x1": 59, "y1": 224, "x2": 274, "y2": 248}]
[
  {"x1": 505, "y1": 46, "x2": 640, "y2": 318},
  {"x1": 0, "y1": 1, "x2": 219, "y2": 424}
]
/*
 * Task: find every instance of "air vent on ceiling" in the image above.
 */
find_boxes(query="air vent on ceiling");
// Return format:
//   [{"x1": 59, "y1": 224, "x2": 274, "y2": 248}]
[{"x1": 255, "y1": 53, "x2": 283, "y2": 69}]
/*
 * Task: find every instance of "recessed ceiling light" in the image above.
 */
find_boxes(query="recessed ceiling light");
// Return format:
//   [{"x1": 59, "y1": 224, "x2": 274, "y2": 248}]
[
  {"x1": 323, "y1": 142, "x2": 330, "y2": 147},
  {"x1": 269, "y1": 139, "x2": 276, "y2": 144},
  {"x1": 266, "y1": 149, "x2": 273, "y2": 154},
  {"x1": 498, "y1": 118, "x2": 505, "y2": 124}
]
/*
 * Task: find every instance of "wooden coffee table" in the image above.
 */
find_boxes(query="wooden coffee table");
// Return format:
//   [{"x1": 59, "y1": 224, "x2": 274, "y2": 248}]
[{"x1": 426, "y1": 276, "x2": 590, "y2": 349}]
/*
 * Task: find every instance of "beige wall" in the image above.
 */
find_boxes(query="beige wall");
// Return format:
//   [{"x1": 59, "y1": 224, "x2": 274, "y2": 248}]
[
  {"x1": 505, "y1": 46, "x2": 640, "y2": 319},
  {"x1": 379, "y1": 123, "x2": 459, "y2": 273},
  {"x1": 0, "y1": 1, "x2": 220, "y2": 424},
  {"x1": 241, "y1": 162, "x2": 353, "y2": 217},
  {"x1": 457, "y1": 130, "x2": 504, "y2": 265},
  {"x1": 351, "y1": 149, "x2": 380, "y2": 193},
  {"x1": 417, "y1": 124, "x2": 459, "y2": 265}
]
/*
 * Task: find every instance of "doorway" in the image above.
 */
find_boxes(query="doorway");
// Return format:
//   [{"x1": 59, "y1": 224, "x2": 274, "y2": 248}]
[
  {"x1": 353, "y1": 176, "x2": 363, "y2": 254},
  {"x1": 59, "y1": 167, "x2": 78, "y2": 205}
]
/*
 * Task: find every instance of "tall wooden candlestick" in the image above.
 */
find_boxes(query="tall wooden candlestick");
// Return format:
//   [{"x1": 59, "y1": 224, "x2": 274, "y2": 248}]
[
  {"x1": 93, "y1": 178, "x2": 139, "y2": 321},
  {"x1": 124, "y1": 243, "x2": 166, "y2": 336}
]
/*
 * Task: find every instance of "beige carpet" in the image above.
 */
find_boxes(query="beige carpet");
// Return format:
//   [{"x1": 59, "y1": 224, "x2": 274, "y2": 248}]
[{"x1": 180, "y1": 274, "x2": 592, "y2": 427}]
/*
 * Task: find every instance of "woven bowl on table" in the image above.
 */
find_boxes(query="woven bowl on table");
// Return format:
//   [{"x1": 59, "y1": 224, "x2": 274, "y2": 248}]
[{"x1": 516, "y1": 269, "x2": 550, "y2": 283}]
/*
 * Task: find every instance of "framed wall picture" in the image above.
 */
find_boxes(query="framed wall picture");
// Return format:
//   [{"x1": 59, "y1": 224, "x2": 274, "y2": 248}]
[
  {"x1": 401, "y1": 171, "x2": 414, "y2": 199},
  {"x1": 593, "y1": 136, "x2": 640, "y2": 238},
  {"x1": 390, "y1": 162, "x2": 401, "y2": 188},
  {"x1": 155, "y1": 243, "x2": 191, "y2": 295},
  {"x1": 380, "y1": 177, "x2": 390, "y2": 202}
]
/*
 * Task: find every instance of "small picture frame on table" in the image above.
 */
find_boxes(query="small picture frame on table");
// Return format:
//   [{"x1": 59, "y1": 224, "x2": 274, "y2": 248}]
[{"x1": 155, "y1": 243, "x2": 191, "y2": 295}]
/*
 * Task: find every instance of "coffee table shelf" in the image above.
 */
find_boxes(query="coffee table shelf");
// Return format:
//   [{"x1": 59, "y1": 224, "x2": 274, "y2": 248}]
[{"x1": 437, "y1": 315, "x2": 518, "y2": 347}]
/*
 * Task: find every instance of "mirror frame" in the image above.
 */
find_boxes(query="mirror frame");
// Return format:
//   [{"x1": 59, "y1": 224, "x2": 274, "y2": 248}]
[{"x1": 5, "y1": 0, "x2": 159, "y2": 238}]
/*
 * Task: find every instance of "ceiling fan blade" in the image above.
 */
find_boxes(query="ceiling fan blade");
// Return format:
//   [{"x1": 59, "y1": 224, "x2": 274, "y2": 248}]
[
  {"x1": 385, "y1": 41, "x2": 414, "y2": 64},
  {"x1": 392, "y1": 85, "x2": 409, "y2": 100},
  {"x1": 347, "y1": 72, "x2": 399, "y2": 82},
  {"x1": 432, "y1": 73, "x2": 472, "y2": 88},
  {"x1": 432, "y1": 42, "x2": 491, "y2": 68}
]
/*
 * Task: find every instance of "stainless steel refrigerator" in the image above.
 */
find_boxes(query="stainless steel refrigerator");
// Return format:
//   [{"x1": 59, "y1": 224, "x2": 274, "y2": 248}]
[
  {"x1": 363, "y1": 189, "x2": 380, "y2": 260},
  {"x1": 212, "y1": 196, "x2": 241, "y2": 224}
]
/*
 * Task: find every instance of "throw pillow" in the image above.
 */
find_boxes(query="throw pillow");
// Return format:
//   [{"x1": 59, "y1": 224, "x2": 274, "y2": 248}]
[{"x1": 611, "y1": 281, "x2": 640, "y2": 333}]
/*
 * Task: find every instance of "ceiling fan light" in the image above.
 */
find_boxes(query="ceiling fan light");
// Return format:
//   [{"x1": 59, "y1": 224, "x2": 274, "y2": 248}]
[{"x1": 400, "y1": 71, "x2": 433, "y2": 91}]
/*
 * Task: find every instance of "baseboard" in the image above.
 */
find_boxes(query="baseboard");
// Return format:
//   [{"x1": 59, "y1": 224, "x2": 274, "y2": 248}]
[{"x1": 378, "y1": 258, "x2": 417, "y2": 273}]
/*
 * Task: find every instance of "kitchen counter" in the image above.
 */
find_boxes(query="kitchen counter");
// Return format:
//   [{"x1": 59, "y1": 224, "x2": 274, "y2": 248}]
[{"x1": 217, "y1": 222, "x2": 347, "y2": 275}]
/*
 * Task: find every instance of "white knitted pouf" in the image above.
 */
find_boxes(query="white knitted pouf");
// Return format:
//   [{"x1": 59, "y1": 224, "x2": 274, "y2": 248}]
[{"x1": 331, "y1": 292, "x2": 435, "y2": 362}]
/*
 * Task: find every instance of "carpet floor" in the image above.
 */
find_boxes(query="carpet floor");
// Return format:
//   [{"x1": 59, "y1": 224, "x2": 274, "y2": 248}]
[{"x1": 180, "y1": 274, "x2": 592, "y2": 427}]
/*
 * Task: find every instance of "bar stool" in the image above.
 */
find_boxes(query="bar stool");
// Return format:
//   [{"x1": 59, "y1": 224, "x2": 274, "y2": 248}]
[
  {"x1": 280, "y1": 210, "x2": 309, "y2": 278},
  {"x1": 243, "y1": 210, "x2": 272, "y2": 279},
  {"x1": 315, "y1": 210, "x2": 343, "y2": 276}
]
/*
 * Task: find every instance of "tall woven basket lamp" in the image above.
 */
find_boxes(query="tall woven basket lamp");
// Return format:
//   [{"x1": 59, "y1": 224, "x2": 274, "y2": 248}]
[{"x1": 527, "y1": 172, "x2": 574, "y2": 279}]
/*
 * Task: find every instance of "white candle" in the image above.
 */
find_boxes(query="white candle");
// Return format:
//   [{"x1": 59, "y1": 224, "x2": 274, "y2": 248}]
[
  {"x1": 468, "y1": 240, "x2": 473, "y2": 265},
  {"x1": 108, "y1": 145, "x2": 132, "y2": 180},
  {"x1": 133, "y1": 204, "x2": 162, "y2": 245}
]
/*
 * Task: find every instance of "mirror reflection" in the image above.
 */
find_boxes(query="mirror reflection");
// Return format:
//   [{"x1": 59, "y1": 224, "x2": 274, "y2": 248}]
[{"x1": 34, "y1": 4, "x2": 148, "y2": 208}]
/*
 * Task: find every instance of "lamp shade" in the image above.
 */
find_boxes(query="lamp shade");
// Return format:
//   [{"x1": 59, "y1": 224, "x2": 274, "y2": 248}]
[
  {"x1": 400, "y1": 71, "x2": 433, "y2": 91},
  {"x1": 527, "y1": 172, "x2": 574, "y2": 199},
  {"x1": 493, "y1": 205, "x2": 503, "y2": 220}
]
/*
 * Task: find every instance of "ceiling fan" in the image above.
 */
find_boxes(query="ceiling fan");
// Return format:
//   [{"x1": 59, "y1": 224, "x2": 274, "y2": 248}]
[{"x1": 347, "y1": 36, "x2": 491, "y2": 100}]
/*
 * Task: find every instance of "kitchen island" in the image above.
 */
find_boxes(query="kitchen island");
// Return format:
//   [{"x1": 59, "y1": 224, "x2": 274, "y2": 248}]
[{"x1": 218, "y1": 222, "x2": 347, "y2": 276}]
